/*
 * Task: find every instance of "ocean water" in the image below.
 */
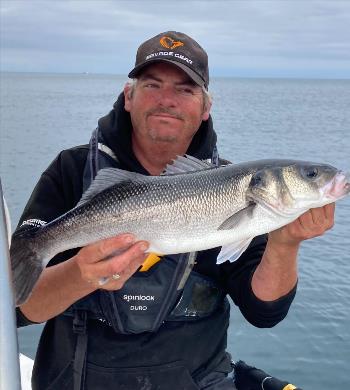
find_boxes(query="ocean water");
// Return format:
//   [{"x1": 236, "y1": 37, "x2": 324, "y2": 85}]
[{"x1": 1, "y1": 72, "x2": 349, "y2": 389}]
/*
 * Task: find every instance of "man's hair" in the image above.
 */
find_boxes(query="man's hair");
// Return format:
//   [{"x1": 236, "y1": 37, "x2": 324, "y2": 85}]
[{"x1": 125, "y1": 79, "x2": 212, "y2": 114}]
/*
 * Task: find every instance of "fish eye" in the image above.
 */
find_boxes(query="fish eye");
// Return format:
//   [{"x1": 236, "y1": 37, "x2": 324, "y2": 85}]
[
  {"x1": 304, "y1": 167, "x2": 319, "y2": 180},
  {"x1": 251, "y1": 173, "x2": 263, "y2": 187}
]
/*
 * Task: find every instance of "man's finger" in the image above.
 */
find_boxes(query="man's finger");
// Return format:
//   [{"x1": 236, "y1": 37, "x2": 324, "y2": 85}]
[
  {"x1": 100, "y1": 253, "x2": 149, "y2": 290},
  {"x1": 79, "y1": 234, "x2": 136, "y2": 264},
  {"x1": 83, "y1": 241, "x2": 149, "y2": 280},
  {"x1": 309, "y1": 207, "x2": 327, "y2": 226},
  {"x1": 324, "y1": 202, "x2": 336, "y2": 220},
  {"x1": 298, "y1": 210, "x2": 314, "y2": 231}
]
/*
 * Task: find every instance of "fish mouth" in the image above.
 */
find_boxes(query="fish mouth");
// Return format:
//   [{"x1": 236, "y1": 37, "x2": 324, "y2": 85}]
[{"x1": 322, "y1": 171, "x2": 350, "y2": 200}]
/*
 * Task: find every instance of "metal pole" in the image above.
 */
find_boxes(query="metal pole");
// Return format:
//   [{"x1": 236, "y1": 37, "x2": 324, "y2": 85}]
[{"x1": 0, "y1": 179, "x2": 21, "y2": 389}]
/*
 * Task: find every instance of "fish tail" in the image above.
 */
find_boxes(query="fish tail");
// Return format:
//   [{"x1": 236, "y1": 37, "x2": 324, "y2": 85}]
[{"x1": 10, "y1": 233, "x2": 44, "y2": 306}]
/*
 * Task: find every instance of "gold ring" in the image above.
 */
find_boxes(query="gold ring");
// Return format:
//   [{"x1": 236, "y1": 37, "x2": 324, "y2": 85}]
[{"x1": 112, "y1": 273, "x2": 121, "y2": 280}]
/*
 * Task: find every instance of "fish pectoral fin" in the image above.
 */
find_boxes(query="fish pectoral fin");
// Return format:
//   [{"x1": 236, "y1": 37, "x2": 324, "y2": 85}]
[
  {"x1": 77, "y1": 168, "x2": 149, "y2": 207},
  {"x1": 218, "y1": 203, "x2": 256, "y2": 230},
  {"x1": 162, "y1": 154, "x2": 215, "y2": 175},
  {"x1": 216, "y1": 237, "x2": 254, "y2": 264}
]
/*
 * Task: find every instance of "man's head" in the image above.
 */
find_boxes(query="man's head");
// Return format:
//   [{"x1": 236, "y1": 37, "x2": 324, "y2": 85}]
[
  {"x1": 124, "y1": 32, "x2": 212, "y2": 172},
  {"x1": 128, "y1": 31, "x2": 209, "y2": 89},
  {"x1": 124, "y1": 61, "x2": 210, "y2": 144}
]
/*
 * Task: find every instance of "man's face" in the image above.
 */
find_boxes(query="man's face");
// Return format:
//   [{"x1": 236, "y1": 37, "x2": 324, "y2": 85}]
[{"x1": 124, "y1": 62, "x2": 211, "y2": 148}]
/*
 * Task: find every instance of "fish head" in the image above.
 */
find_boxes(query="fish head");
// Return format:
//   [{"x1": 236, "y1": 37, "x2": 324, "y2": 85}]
[{"x1": 247, "y1": 162, "x2": 350, "y2": 217}]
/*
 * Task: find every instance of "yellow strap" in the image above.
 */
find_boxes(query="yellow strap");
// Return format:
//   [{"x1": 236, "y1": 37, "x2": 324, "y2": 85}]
[
  {"x1": 139, "y1": 253, "x2": 161, "y2": 272},
  {"x1": 282, "y1": 385, "x2": 297, "y2": 390}
]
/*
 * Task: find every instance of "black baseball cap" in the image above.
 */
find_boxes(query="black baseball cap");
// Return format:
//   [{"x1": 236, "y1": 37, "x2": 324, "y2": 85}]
[{"x1": 128, "y1": 31, "x2": 209, "y2": 88}]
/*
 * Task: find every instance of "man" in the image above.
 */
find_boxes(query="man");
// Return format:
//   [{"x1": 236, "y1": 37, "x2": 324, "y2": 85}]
[{"x1": 15, "y1": 31, "x2": 334, "y2": 389}]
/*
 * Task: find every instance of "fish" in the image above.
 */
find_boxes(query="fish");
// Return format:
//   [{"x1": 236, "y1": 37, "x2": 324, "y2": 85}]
[{"x1": 10, "y1": 156, "x2": 350, "y2": 306}]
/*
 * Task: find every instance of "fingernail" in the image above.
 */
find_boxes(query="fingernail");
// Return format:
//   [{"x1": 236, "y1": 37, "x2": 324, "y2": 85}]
[
  {"x1": 139, "y1": 242, "x2": 149, "y2": 251},
  {"x1": 124, "y1": 234, "x2": 135, "y2": 244}
]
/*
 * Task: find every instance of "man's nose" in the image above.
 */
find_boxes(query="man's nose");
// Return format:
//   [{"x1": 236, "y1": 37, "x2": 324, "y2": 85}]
[{"x1": 157, "y1": 86, "x2": 178, "y2": 107}]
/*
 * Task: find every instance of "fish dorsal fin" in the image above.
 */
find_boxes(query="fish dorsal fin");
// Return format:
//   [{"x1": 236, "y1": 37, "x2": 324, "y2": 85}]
[
  {"x1": 162, "y1": 155, "x2": 214, "y2": 175},
  {"x1": 76, "y1": 168, "x2": 148, "y2": 207}
]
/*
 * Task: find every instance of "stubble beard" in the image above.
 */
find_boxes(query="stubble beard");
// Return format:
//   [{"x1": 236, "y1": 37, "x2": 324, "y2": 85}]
[
  {"x1": 146, "y1": 108, "x2": 183, "y2": 144},
  {"x1": 148, "y1": 129, "x2": 178, "y2": 143}
]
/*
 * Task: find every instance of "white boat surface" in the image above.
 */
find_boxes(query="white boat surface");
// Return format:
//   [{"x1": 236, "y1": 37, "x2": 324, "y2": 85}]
[{"x1": 20, "y1": 354, "x2": 34, "y2": 390}]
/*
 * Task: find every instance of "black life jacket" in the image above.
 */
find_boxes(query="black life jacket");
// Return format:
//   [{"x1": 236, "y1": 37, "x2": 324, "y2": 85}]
[{"x1": 65, "y1": 127, "x2": 227, "y2": 335}]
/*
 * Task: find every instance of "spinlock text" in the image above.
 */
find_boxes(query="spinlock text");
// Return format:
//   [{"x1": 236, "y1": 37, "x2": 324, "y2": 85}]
[{"x1": 123, "y1": 294, "x2": 155, "y2": 302}]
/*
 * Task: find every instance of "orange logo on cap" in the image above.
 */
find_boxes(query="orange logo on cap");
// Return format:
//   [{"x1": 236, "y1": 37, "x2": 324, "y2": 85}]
[{"x1": 160, "y1": 36, "x2": 184, "y2": 50}]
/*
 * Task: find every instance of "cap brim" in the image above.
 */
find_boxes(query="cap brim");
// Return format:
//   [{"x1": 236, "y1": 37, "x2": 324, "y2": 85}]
[{"x1": 128, "y1": 58, "x2": 206, "y2": 88}]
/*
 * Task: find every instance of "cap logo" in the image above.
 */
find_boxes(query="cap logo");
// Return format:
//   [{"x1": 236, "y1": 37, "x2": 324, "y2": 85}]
[{"x1": 159, "y1": 36, "x2": 184, "y2": 50}]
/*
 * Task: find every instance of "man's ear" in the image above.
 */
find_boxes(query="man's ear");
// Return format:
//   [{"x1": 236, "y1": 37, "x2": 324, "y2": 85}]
[
  {"x1": 202, "y1": 101, "x2": 212, "y2": 121},
  {"x1": 124, "y1": 84, "x2": 132, "y2": 112}
]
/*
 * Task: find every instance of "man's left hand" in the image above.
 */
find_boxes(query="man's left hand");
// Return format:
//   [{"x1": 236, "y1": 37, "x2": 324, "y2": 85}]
[
  {"x1": 251, "y1": 203, "x2": 335, "y2": 301},
  {"x1": 269, "y1": 203, "x2": 335, "y2": 247}
]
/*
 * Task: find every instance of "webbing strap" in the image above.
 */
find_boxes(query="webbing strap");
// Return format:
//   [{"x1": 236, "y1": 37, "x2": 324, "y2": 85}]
[
  {"x1": 89, "y1": 128, "x2": 99, "y2": 181},
  {"x1": 73, "y1": 311, "x2": 88, "y2": 390}
]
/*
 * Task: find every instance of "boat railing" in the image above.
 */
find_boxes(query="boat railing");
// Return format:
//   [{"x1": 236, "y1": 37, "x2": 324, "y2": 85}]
[{"x1": 0, "y1": 179, "x2": 22, "y2": 389}]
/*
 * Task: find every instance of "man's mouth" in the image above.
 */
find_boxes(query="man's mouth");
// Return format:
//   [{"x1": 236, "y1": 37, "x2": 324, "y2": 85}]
[
  {"x1": 153, "y1": 114, "x2": 178, "y2": 120},
  {"x1": 147, "y1": 110, "x2": 183, "y2": 121}
]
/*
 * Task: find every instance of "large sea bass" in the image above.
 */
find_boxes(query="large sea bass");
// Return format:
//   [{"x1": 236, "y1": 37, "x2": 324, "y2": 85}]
[{"x1": 11, "y1": 156, "x2": 350, "y2": 305}]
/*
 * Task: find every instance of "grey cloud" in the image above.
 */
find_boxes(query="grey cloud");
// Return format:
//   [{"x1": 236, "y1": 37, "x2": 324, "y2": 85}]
[{"x1": 1, "y1": 0, "x2": 349, "y2": 77}]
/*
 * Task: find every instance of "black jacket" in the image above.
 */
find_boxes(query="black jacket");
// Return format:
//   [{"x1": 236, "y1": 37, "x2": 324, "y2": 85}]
[{"x1": 16, "y1": 95, "x2": 296, "y2": 389}]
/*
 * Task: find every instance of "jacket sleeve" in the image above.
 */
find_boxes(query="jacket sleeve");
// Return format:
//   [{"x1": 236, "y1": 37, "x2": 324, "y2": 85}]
[
  {"x1": 15, "y1": 148, "x2": 86, "y2": 231},
  {"x1": 14, "y1": 147, "x2": 87, "y2": 327},
  {"x1": 220, "y1": 235, "x2": 297, "y2": 328}
]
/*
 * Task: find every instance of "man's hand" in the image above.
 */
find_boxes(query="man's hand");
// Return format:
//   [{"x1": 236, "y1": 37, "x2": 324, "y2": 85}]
[
  {"x1": 75, "y1": 234, "x2": 149, "y2": 291},
  {"x1": 252, "y1": 203, "x2": 335, "y2": 302},
  {"x1": 269, "y1": 203, "x2": 335, "y2": 247},
  {"x1": 20, "y1": 234, "x2": 149, "y2": 322}
]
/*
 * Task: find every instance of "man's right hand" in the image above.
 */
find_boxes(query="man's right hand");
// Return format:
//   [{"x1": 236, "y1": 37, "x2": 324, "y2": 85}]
[
  {"x1": 19, "y1": 234, "x2": 149, "y2": 323},
  {"x1": 75, "y1": 234, "x2": 149, "y2": 291}
]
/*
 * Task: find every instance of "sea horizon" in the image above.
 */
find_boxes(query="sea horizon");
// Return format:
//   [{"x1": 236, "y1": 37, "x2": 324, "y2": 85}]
[{"x1": 1, "y1": 70, "x2": 350, "y2": 81}]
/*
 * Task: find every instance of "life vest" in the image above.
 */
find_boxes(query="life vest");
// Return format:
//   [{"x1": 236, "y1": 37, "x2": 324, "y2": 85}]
[{"x1": 65, "y1": 127, "x2": 227, "y2": 334}]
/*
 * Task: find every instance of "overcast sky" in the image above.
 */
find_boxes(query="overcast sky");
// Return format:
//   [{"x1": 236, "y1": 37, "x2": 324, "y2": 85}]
[{"x1": 1, "y1": 0, "x2": 350, "y2": 78}]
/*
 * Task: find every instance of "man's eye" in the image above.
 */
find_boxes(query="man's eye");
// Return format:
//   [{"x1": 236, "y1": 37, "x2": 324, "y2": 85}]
[
  {"x1": 178, "y1": 87, "x2": 194, "y2": 95},
  {"x1": 145, "y1": 83, "x2": 159, "y2": 89}
]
